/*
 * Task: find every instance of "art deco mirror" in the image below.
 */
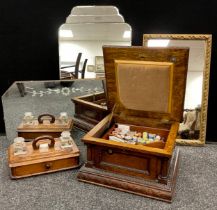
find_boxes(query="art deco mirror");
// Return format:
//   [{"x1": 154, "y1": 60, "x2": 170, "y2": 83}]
[
  {"x1": 143, "y1": 34, "x2": 212, "y2": 146},
  {"x1": 58, "y1": 6, "x2": 132, "y2": 79}
]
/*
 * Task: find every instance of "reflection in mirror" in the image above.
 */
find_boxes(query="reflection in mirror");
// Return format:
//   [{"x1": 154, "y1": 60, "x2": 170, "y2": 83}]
[
  {"x1": 2, "y1": 79, "x2": 105, "y2": 142},
  {"x1": 143, "y1": 34, "x2": 212, "y2": 146},
  {"x1": 58, "y1": 6, "x2": 132, "y2": 79}
]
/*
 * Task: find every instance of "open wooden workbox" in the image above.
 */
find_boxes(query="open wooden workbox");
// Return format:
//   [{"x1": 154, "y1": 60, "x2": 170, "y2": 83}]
[{"x1": 77, "y1": 46, "x2": 189, "y2": 202}]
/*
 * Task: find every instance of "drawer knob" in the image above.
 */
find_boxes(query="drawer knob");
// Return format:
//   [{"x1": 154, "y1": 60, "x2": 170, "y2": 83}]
[
  {"x1": 45, "y1": 163, "x2": 52, "y2": 169},
  {"x1": 108, "y1": 149, "x2": 113, "y2": 154}
]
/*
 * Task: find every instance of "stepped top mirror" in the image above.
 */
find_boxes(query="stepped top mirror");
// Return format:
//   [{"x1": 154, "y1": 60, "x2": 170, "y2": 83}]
[
  {"x1": 59, "y1": 6, "x2": 132, "y2": 79},
  {"x1": 143, "y1": 34, "x2": 212, "y2": 146}
]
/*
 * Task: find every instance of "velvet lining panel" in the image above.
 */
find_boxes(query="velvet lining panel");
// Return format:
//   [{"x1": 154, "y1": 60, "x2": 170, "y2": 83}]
[{"x1": 116, "y1": 62, "x2": 173, "y2": 113}]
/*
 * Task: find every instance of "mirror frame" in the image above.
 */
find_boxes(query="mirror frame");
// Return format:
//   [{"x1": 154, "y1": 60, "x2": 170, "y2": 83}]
[{"x1": 143, "y1": 34, "x2": 212, "y2": 146}]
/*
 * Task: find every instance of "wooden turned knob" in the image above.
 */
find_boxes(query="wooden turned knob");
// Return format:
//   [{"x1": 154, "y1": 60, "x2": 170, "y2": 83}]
[
  {"x1": 45, "y1": 163, "x2": 52, "y2": 169},
  {"x1": 108, "y1": 149, "x2": 113, "y2": 154}
]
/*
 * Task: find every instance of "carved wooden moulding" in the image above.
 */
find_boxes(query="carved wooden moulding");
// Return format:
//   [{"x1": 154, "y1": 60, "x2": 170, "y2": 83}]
[
  {"x1": 72, "y1": 92, "x2": 108, "y2": 131},
  {"x1": 17, "y1": 113, "x2": 73, "y2": 139},
  {"x1": 8, "y1": 135, "x2": 80, "y2": 179},
  {"x1": 77, "y1": 46, "x2": 189, "y2": 202}
]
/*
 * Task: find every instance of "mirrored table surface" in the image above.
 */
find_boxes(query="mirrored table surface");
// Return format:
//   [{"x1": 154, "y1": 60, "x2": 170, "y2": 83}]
[{"x1": 2, "y1": 79, "x2": 104, "y2": 142}]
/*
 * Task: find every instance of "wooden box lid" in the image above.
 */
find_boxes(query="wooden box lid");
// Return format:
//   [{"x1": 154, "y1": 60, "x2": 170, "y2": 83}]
[{"x1": 103, "y1": 46, "x2": 189, "y2": 122}]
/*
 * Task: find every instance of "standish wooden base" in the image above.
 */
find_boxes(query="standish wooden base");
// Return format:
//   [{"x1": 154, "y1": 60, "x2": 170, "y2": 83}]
[
  {"x1": 77, "y1": 149, "x2": 180, "y2": 203},
  {"x1": 17, "y1": 115, "x2": 73, "y2": 139},
  {"x1": 8, "y1": 137, "x2": 80, "y2": 179}
]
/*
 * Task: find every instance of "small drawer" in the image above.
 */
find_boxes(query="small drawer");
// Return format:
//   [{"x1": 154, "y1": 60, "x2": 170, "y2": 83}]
[{"x1": 10, "y1": 157, "x2": 79, "y2": 179}]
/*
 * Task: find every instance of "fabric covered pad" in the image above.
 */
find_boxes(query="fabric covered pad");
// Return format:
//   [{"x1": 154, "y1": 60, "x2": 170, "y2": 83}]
[{"x1": 115, "y1": 60, "x2": 173, "y2": 113}]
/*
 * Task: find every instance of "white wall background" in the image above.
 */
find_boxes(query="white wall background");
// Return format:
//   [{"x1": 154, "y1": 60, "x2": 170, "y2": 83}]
[
  {"x1": 59, "y1": 40, "x2": 131, "y2": 78},
  {"x1": 184, "y1": 71, "x2": 203, "y2": 109}
]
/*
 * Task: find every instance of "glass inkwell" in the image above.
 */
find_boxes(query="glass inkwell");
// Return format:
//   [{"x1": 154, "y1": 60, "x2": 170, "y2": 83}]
[
  {"x1": 60, "y1": 131, "x2": 73, "y2": 149},
  {"x1": 23, "y1": 112, "x2": 34, "y2": 125},
  {"x1": 13, "y1": 137, "x2": 27, "y2": 155},
  {"x1": 59, "y1": 112, "x2": 69, "y2": 124}
]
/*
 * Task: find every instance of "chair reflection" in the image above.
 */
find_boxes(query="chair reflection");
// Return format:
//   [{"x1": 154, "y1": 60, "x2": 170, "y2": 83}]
[{"x1": 60, "y1": 52, "x2": 88, "y2": 79}]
